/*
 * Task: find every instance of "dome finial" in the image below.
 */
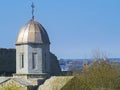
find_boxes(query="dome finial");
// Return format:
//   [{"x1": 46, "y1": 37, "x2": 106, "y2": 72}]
[{"x1": 31, "y1": 2, "x2": 35, "y2": 19}]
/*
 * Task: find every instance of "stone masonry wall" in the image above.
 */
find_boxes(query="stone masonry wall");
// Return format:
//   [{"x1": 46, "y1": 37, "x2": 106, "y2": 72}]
[
  {"x1": 0, "y1": 48, "x2": 16, "y2": 75},
  {"x1": 0, "y1": 48, "x2": 61, "y2": 76},
  {"x1": 50, "y1": 53, "x2": 61, "y2": 75}
]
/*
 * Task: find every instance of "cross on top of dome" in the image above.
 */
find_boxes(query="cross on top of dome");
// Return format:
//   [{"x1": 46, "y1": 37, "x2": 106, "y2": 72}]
[{"x1": 31, "y1": 2, "x2": 35, "y2": 19}]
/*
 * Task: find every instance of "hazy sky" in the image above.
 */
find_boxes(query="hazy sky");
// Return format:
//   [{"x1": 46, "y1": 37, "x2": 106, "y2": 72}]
[{"x1": 0, "y1": 0, "x2": 120, "y2": 59}]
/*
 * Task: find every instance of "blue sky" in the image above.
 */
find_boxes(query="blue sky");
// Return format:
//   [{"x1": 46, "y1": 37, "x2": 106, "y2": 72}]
[{"x1": 0, "y1": 0, "x2": 120, "y2": 59}]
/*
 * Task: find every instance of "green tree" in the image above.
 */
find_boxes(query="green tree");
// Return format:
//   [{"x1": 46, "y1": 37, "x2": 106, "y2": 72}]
[{"x1": 76, "y1": 60, "x2": 120, "y2": 90}]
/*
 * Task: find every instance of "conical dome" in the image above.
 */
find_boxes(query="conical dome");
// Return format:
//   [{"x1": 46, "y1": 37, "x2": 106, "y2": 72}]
[{"x1": 16, "y1": 19, "x2": 50, "y2": 45}]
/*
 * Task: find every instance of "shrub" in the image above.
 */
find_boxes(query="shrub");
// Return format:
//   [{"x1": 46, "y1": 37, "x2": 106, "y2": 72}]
[{"x1": 1, "y1": 83, "x2": 19, "y2": 90}]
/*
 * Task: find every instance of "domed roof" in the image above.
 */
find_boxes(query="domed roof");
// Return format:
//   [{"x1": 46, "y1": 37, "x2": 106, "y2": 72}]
[{"x1": 16, "y1": 19, "x2": 50, "y2": 45}]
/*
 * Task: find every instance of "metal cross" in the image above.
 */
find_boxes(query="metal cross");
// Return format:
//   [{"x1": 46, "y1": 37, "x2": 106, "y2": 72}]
[{"x1": 31, "y1": 2, "x2": 35, "y2": 19}]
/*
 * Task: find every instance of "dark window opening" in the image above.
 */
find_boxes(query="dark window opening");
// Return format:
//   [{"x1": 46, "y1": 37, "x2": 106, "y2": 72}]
[
  {"x1": 45, "y1": 53, "x2": 46, "y2": 70},
  {"x1": 32, "y1": 53, "x2": 37, "y2": 69},
  {"x1": 21, "y1": 53, "x2": 24, "y2": 68}
]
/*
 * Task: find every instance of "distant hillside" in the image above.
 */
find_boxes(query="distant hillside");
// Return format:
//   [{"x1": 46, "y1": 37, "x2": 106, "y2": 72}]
[{"x1": 59, "y1": 58, "x2": 120, "y2": 71}]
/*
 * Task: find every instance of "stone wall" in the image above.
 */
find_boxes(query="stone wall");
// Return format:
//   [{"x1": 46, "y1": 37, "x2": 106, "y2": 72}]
[
  {"x1": 0, "y1": 48, "x2": 16, "y2": 75},
  {"x1": 0, "y1": 48, "x2": 61, "y2": 76},
  {"x1": 50, "y1": 53, "x2": 61, "y2": 75}
]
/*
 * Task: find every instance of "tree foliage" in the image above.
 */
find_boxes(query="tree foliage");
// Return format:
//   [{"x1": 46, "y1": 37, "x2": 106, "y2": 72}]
[{"x1": 73, "y1": 60, "x2": 120, "y2": 90}]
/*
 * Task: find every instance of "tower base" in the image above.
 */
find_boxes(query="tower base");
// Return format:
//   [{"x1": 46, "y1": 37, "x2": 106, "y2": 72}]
[
  {"x1": 13, "y1": 73, "x2": 49, "y2": 79},
  {"x1": 13, "y1": 73, "x2": 50, "y2": 85}
]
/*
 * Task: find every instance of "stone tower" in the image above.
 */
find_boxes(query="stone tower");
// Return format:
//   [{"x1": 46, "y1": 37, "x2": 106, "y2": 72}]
[
  {"x1": 13, "y1": 3, "x2": 61, "y2": 80},
  {"x1": 15, "y1": 17, "x2": 51, "y2": 76}
]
